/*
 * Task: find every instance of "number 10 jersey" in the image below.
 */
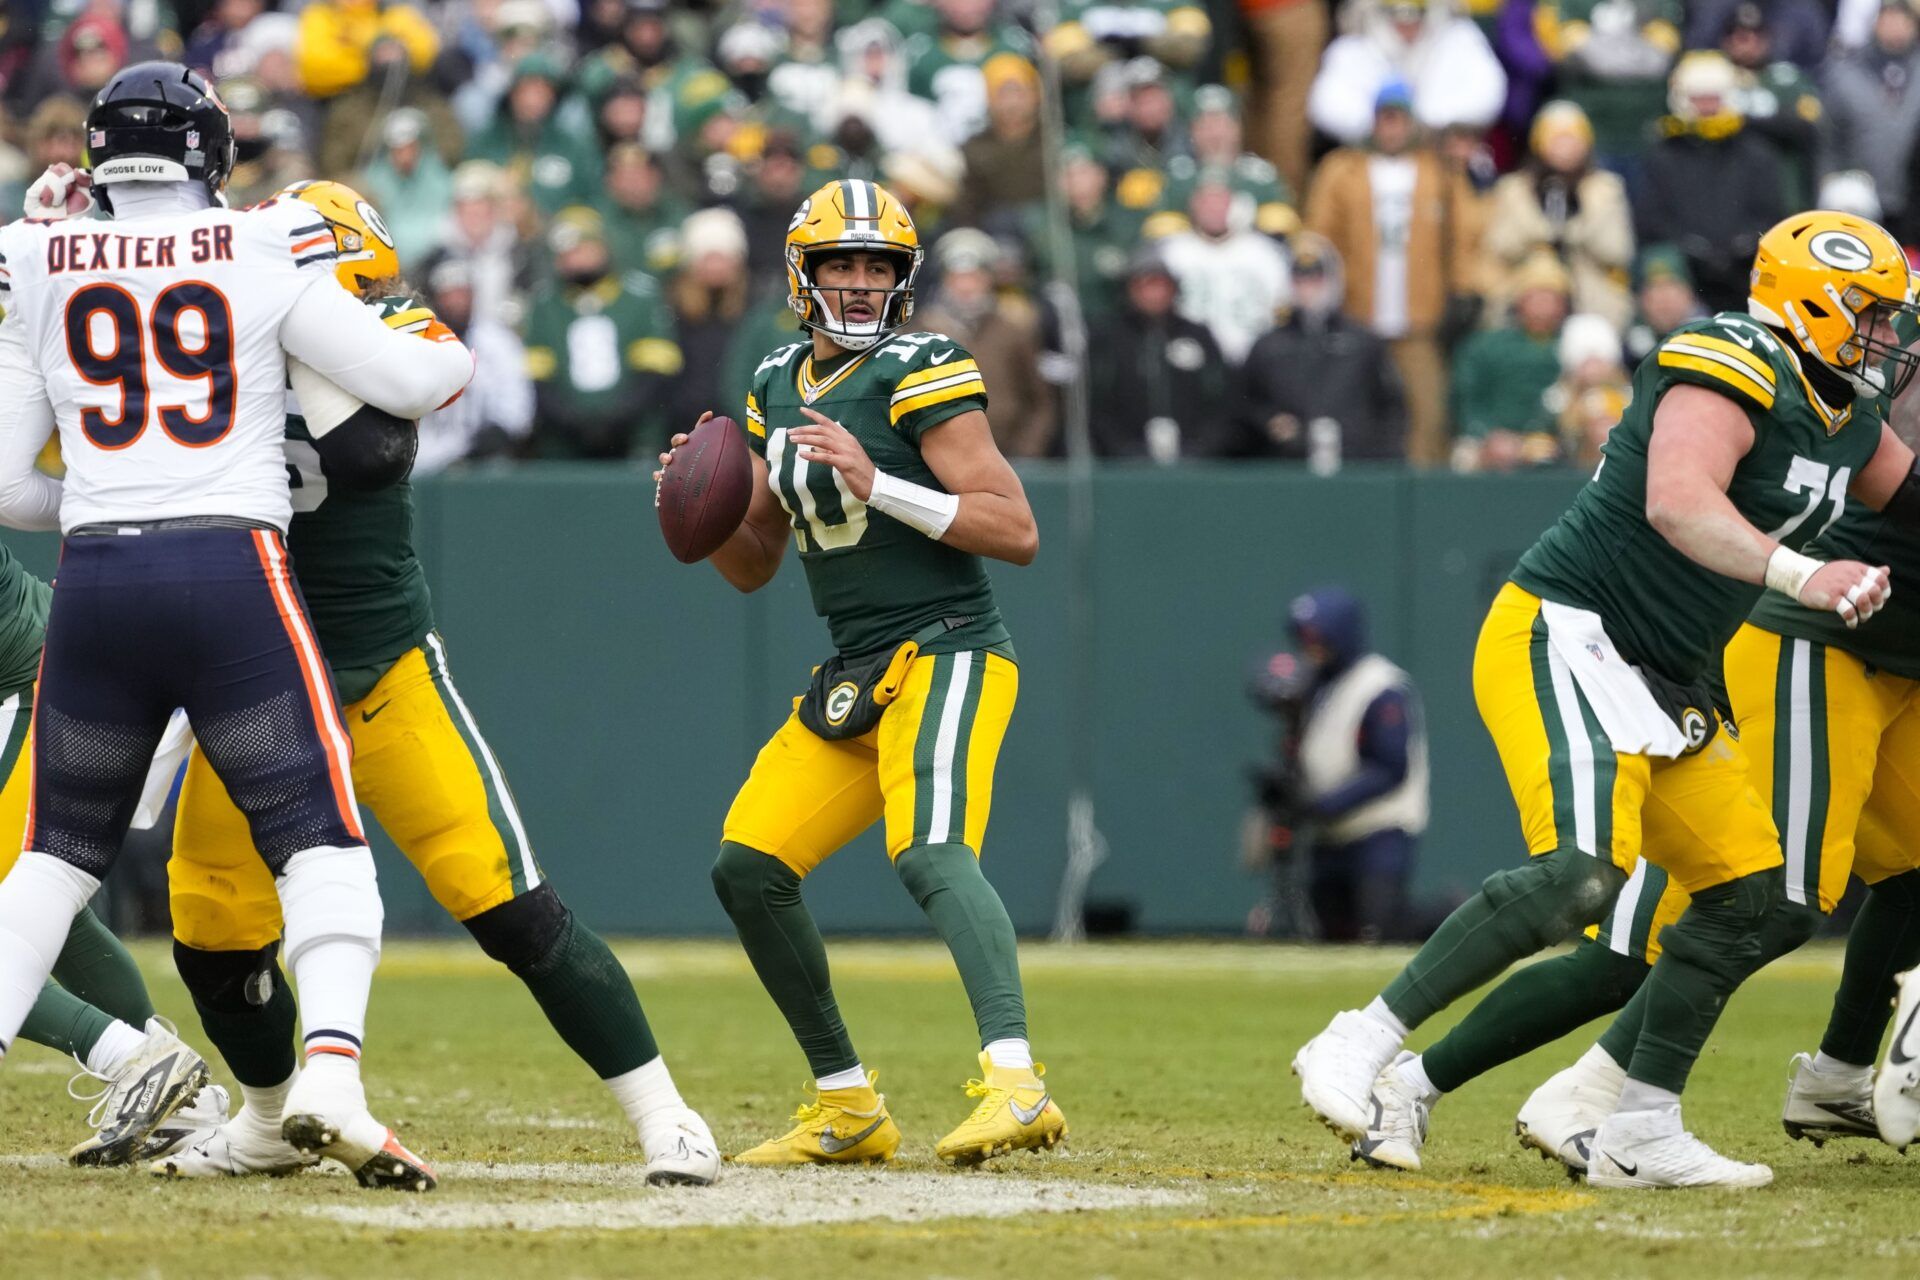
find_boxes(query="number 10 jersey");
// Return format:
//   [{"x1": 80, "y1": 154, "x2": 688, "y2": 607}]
[{"x1": 0, "y1": 198, "x2": 344, "y2": 532}]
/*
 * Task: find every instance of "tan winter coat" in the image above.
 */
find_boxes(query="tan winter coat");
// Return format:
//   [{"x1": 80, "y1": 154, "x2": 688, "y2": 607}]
[{"x1": 1482, "y1": 167, "x2": 1635, "y2": 330}]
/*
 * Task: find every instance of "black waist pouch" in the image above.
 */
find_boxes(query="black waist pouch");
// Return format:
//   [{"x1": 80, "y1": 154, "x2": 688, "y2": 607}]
[
  {"x1": 1638, "y1": 664, "x2": 1729, "y2": 756},
  {"x1": 797, "y1": 640, "x2": 921, "y2": 740}
]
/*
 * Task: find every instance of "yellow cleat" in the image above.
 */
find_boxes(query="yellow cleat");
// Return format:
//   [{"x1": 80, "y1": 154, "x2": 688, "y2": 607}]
[
  {"x1": 731, "y1": 1073, "x2": 902, "y2": 1166},
  {"x1": 935, "y1": 1053, "x2": 1068, "y2": 1167}
]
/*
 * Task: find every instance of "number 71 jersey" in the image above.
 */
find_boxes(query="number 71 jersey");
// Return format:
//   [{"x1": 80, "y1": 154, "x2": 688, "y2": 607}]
[
  {"x1": 744, "y1": 331, "x2": 1011, "y2": 658},
  {"x1": 1512, "y1": 311, "x2": 1886, "y2": 686},
  {"x1": 0, "y1": 199, "x2": 344, "y2": 531}
]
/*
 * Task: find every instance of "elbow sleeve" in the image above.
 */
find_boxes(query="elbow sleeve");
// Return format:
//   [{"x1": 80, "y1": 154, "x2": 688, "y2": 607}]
[{"x1": 314, "y1": 404, "x2": 418, "y2": 492}]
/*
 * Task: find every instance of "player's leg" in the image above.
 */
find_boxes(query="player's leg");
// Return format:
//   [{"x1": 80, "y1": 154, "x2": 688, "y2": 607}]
[
  {"x1": 714, "y1": 706, "x2": 892, "y2": 1164},
  {"x1": 353, "y1": 640, "x2": 715, "y2": 1183},
  {"x1": 877, "y1": 651, "x2": 1062, "y2": 1165},
  {"x1": 181, "y1": 529, "x2": 427, "y2": 1190},
  {"x1": 1295, "y1": 584, "x2": 1639, "y2": 1140}
]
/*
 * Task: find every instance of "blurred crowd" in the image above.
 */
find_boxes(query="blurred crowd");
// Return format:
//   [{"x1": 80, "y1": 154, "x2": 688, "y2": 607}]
[{"x1": 0, "y1": 0, "x2": 1905, "y2": 470}]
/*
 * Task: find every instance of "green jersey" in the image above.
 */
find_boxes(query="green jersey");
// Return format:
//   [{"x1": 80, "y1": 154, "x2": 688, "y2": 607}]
[
  {"x1": 0, "y1": 541, "x2": 49, "y2": 698},
  {"x1": 1513, "y1": 312, "x2": 1885, "y2": 684},
  {"x1": 746, "y1": 332, "x2": 1011, "y2": 659},
  {"x1": 1747, "y1": 506, "x2": 1920, "y2": 679},
  {"x1": 283, "y1": 295, "x2": 436, "y2": 688}
]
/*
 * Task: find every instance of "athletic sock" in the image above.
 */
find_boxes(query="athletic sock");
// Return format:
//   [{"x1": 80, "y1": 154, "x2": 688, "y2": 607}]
[
  {"x1": 985, "y1": 1037, "x2": 1034, "y2": 1071},
  {"x1": 1616, "y1": 1078, "x2": 1681, "y2": 1115},
  {"x1": 0, "y1": 853, "x2": 101, "y2": 1054},
  {"x1": 237, "y1": 1073, "x2": 296, "y2": 1132},
  {"x1": 292, "y1": 937, "x2": 377, "y2": 1064},
  {"x1": 1379, "y1": 848, "x2": 1626, "y2": 1029},
  {"x1": 276, "y1": 845, "x2": 381, "y2": 1064},
  {"x1": 1811, "y1": 1050, "x2": 1872, "y2": 1080},
  {"x1": 49, "y1": 906, "x2": 155, "y2": 1028},
  {"x1": 517, "y1": 916, "x2": 659, "y2": 1078},
  {"x1": 711, "y1": 842, "x2": 860, "y2": 1078},
  {"x1": 1421, "y1": 940, "x2": 1649, "y2": 1093},
  {"x1": 1576, "y1": 1040, "x2": 1627, "y2": 1085},
  {"x1": 1821, "y1": 870, "x2": 1920, "y2": 1066},
  {"x1": 1395, "y1": 1053, "x2": 1440, "y2": 1101},
  {"x1": 15, "y1": 981, "x2": 118, "y2": 1061},
  {"x1": 815, "y1": 1065, "x2": 870, "y2": 1092},
  {"x1": 1362, "y1": 997, "x2": 1410, "y2": 1041},
  {"x1": 84, "y1": 1017, "x2": 148, "y2": 1076},
  {"x1": 894, "y1": 843, "x2": 1029, "y2": 1046},
  {"x1": 603, "y1": 1055, "x2": 686, "y2": 1129}
]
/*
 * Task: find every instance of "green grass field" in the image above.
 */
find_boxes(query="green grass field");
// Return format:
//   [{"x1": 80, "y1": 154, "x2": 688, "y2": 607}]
[{"x1": 2, "y1": 938, "x2": 1916, "y2": 1278}]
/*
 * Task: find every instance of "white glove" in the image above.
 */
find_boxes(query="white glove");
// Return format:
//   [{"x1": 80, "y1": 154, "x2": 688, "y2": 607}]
[{"x1": 24, "y1": 163, "x2": 96, "y2": 221}]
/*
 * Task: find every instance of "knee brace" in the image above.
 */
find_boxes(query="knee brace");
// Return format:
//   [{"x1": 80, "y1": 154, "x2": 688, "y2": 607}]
[
  {"x1": 173, "y1": 940, "x2": 284, "y2": 1014},
  {"x1": 1655, "y1": 866, "x2": 1782, "y2": 986},
  {"x1": 274, "y1": 844, "x2": 382, "y2": 971},
  {"x1": 712, "y1": 841, "x2": 799, "y2": 918},
  {"x1": 1478, "y1": 848, "x2": 1629, "y2": 948},
  {"x1": 463, "y1": 884, "x2": 571, "y2": 976}
]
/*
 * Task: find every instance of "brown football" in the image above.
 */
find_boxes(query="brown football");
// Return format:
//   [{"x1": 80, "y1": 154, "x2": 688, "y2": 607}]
[{"x1": 658, "y1": 415, "x2": 753, "y2": 563}]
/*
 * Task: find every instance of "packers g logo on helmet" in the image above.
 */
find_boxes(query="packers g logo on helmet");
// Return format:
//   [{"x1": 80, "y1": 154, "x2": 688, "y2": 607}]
[
  {"x1": 279, "y1": 179, "x2": 402, "y2": 298},
  {"x1": 1749, "y1": 210, "x2": 1920, "y2": 399},
  {"x1": 784, "y1": 178, "x2": 923, "y2": 352}
]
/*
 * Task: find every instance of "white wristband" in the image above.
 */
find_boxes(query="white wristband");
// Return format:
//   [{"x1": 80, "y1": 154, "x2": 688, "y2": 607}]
[
  {"x1": 867, "y1": 468, "x2": 960, "y2": 541},
  {"x1": 1764, "y1": 545, "x2": 1823, "y2": 602}
]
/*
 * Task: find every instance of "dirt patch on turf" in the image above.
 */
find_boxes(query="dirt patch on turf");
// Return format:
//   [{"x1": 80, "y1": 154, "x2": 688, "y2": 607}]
[{"x1": 304, "y1": 1165, "x2": 1198, "y2": 1232}]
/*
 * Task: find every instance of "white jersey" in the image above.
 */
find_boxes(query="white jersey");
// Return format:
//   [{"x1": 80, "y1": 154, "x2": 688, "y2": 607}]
[{"x1": 0, "y1": 198, "x2": 340, "y2": 531}]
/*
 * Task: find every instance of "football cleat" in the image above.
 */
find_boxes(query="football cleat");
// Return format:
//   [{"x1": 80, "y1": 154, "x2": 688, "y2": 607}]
[
  {"x1": 150, "y1": 1105, "x2": 320, "y2": 1179},
  {"x1": 731, "y1": 1072, "x2": 902, "y2": 1166},
  {"x1": 1515, "y1": 1057, "x2": 1622, "y2": 1175},
  {"x1": 67, "y1": 1020, "x2": 211, "y2": 1167},
  {"x1": 1587, "y1": 1107, "x2": 1773, "y2": 1189},
  {"x1": 280, "y1": 1063, "x2": 436, "y2": 1191},
  {"x1": 1292, "y1": 1009, "x2": 1403, "y2": 1141},
  {"x1": 641, "y1": 1106, "x2": 722, "y2": 1186},
  {"x1": 1781, "y1": 1052, "x2": 1877, "y2": 1145},
  {"x1": 1352, "y1": 1052, "x2": 1432, "y2": 1172},
  {"x1": 1876, "y1": 967, "x2": 1920, "y2": 1151},
  {"x1": 135, "y1": 1083, "x2": 231, "y2": 1163},
  {"x1": 935, "y1": 1053, "x2": 1068, "y2": 1168}
]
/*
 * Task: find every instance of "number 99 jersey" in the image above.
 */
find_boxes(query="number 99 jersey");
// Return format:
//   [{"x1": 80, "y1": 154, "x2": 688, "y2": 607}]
[
  {"x1": 0, "y1": 198, "x2": 345, "y2": 531},
  {"x1": 1510, "y1": 311, "x2": 1886, "y2": 686}
]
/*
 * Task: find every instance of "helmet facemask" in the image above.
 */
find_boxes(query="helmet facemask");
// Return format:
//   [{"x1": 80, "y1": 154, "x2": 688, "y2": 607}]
[
  {"x1": 789, "y1": 243, "x2": 921, "y2": 352},
  {"x1": 1785, "y1": 282, "x2": 1920, "y2": 399}
]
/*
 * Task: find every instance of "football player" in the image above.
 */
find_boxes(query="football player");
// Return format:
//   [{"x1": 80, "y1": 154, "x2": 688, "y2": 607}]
[
  {"x1": 656, "y1": 178, "x2": 1063, "y2": 1166},
  {"x1": 44, "y1": 180, "x2": 714, "y2": 1186},
  {"x1": 0, "y1": 63, "x2": 471, "y2": 1190},
  {"x1": 1296, "y1": 210, "x2": 1920, "y2": 1189}
]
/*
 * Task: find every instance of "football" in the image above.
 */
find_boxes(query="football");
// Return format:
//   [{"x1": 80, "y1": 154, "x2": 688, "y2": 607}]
[{"x1": 657, "y1": 415, "x2": 753, "y2": 563}]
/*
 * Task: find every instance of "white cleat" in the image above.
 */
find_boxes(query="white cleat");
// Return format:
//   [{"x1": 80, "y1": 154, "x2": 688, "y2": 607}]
[
  {"x1": 67, "y1": 1020, "x2": 211, "y2": 1167},
  {"x1": 1875, "y1": 968, "x2": 1920, "y2": 1151},
  {"x1": 1292, "y1": 1009, "x2": 1403, "y2": 1140},
  {"x1": 1351, "y1": 1052, "x2": 1432, "y2": 1172},
  {"x1": 136, "y1": 1083, "x2": 232, "y2": 1163},
  {"x1": 280, "y1": 1064, "x2": 436, "y2": 1192},
  {"x1": 1515, "y1": 1058, "x2": 1621, "y2": 1175},
  {"x1": 1587, "y1": 1107, "x2": 1773, "y2": 1189},
  {"x1": 641, "y1": 1107, "x2": 722, "y2": 1187},
  {"x1": 150, "y1": 1106, "x2": 321, "y2": 1179},
  {"x1": 1781, "y1": 1052, "x2": 1877, "y2": 1145}
]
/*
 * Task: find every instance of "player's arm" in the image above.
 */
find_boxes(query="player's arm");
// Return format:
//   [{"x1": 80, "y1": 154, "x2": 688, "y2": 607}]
[
  {"x1": 1647, "y1": 384, "x2": 1888, "y2": 625},
  {"x1": 279, "y1": 277, "x2": 474, "y2": 420},
  {"x1": 1850, "y1": 421, "x2": 1920, "y2": 525},
  {"x1": 789, "y1": 407, "x2": 1039, "y2": 565},
  {"x1": 0, "y1": 306, "x2": 62, "y2": 531},
  {"x1": 657, "y1": 412, "x2": 790, "y2": 592}
]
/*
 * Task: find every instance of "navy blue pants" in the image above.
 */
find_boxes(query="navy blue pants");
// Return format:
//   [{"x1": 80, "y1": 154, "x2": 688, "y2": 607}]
[
  {"x1": 1310, "y1": 828, "x2": 1417, "y2": 943},
  {"x1": 28, "y1": 527, "x2": 363, "y2": 877}
]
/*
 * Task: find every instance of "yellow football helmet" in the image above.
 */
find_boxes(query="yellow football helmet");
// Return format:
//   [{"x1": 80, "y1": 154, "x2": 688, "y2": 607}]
[
  {"x1": 784, "y1": 178, "x2": 923, "y2": 351},
  {"x1": 1749, "y1": 210, "x2": 1920, "y2": 397},
  {"x1": 279, "y1": 179, "x2": 401, "y2": 298}
]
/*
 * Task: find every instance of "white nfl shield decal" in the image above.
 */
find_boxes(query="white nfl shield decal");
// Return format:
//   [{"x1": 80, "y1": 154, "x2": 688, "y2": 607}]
[{"x1": 187, "y1": 129, "x2": 200, "y2": 149}]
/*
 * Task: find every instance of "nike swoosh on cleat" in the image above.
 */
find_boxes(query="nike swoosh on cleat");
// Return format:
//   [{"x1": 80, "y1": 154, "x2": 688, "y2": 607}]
[
  {"x1": 1891, "y1": 1004, "x2": 1920, "y2": 1066},
  {"x1": 1010, "y1": 1094, "x2": 1051, "y2": 1126},
  {"x1": 818, "y1": 1115, "x2": 888, "y2": 1154},
  {"x1": 1609, "y1": 1157, "x2": 1637, "y2": 1177}
]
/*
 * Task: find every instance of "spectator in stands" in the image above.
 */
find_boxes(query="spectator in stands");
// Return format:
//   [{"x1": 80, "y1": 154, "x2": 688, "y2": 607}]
[
  {"x1": 666, "y1": 207, "x2": 753, "y2": 436},
  {"x1": 954, "y1": 53, "x2": 1047, "y2": 231},
  {"x1": 23, "y1": 96, "x2": 86, "y2": 178},
  {"x1": 1550, "y1": 312, "x2": 1630, "y2": 468},
  {"x1": 1099, "y1": 57, "x2": 1191, "y2": 200},
  {"x1": 1238, "y1": 233, "x2": 1408, "y2": 463},
  {"x1": 1723, "y1": 1, "x2": 1824, "y2": 205},
  {"x1": 598, "y1": 141, "x2": 689, "y2": 279},
  {"x1": 1305, "y1": 81, "x2": 1481, "y2": 467},
  {"x1": 592, "y1": 73, "x2": 653, "y2": 151},
  {"x1": 911, "y1": 229, "x2": 1057, "y2": 457},
  {"x1": 1047, "y1": 0, "x2": 1213, "y2": 111},
  {"x1": 1160, "y1": 85, "x2": 1297, "y2": 236},
  {"x1": 1637, "y1": 51, "x2": 1787, "y2": 311},
  {"x1": 1483, "y1": 100, "x2": 1634, "y2": 330},
  {"x1": 470, "y1": 54, "x2": 603, "y2": 215},
  {"x1": 523, "y1": 207, "x2": 683, "y2": 460},
  {"x1": 219, "y1": 76, "x2": 312, "y2": 207},
  {"x1": 1622, "y1": 244, "x2": 1706, "y2": 364},
  {"x1": 1087, "y1": 247, "x2": 1235, "y2": 460},
  {"x1": 1827, "y1": 0, "x2": 1920, "y2": 240},
  {"x1": 1449, "y1": 253, "x2": 1569, "y2": 471},
  {"x1": 909, "y1": 0, "x2": 1039, "y2": 145},
  {"x1": 443, "y1": 160, "x2": 526, "y2": 331},
  {"x1": 1688, "y1": 0, "x2": 1830, "y2": 67},
  {"x1": 1533, "y1": 0, "x2": 1680, "y2": 171},
  {"x1": 1239, "y1": 0, "x2": 1330, "y2": 198},
  {"x1": 415, "y1": 253, "x2": 534, "y2": 472},
  {"x1": 185, "y1": 0, "x2": 266, "y2": 79},
  {"x1": 447, "y1": 0, "x2": 553, "y2": 139},
  {"x1": 295, "y1": 0, "x2": 447, "y2": 174},
  {"x1": 58, "y1": 15, "x2": 130, "y2": 98},
  {"x1": 765, "y1": 0, "x2": 842, "y2": 120},
  {"x1": 361, "y1": 108, "x2": 454, "y2": 270},
  {"x1": 1158, "y1": 169, "x2": 1292, "y2": 367},
  {"x1": 817, "y1": 18, "x2": 950, "y2": 169},
  {"x1": 1822, "y1": 168, "x2": 1886, "y2": 219},
  {"x1": 1307, "y1": 0, "x2": 1506, "y2": 146},
  {"x1": 1024, "y1": 142, "x2": 1140, "y2": 325}
]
